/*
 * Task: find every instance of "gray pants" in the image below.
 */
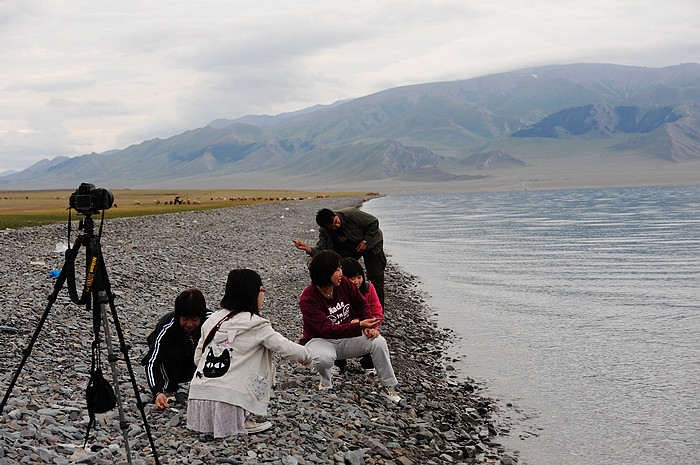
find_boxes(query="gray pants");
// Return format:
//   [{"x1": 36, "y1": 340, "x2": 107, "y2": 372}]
[{"x1": 306, "y1": 335, "x2": 398, "y2": 388}]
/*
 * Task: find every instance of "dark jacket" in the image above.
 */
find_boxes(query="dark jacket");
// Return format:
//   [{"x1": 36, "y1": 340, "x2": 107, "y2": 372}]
[
  {"x1": 311, "y1": 207, "x2": 384, "y2": 257},
  {"x1": 141, "y1": 311, "x2": 203, "y2": 395}
]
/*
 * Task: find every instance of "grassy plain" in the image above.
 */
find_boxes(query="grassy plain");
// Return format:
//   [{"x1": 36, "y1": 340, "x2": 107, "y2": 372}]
[{"x1": 0, "y1": 188, "x2": 364, "y2": 230}]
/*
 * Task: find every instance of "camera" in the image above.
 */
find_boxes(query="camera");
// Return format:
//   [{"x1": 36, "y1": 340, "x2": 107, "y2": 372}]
[{"x1": 69, "y1": 182, "x2": 114, "y2": 215}]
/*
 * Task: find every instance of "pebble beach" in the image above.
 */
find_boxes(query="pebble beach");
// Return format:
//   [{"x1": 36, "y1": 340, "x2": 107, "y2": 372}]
[{"x1": 0, "y1": 196, "x2": 515, "y2": 465}]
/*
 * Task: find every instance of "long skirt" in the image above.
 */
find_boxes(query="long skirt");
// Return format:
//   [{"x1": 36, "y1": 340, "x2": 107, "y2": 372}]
[{"x1": 186, "y1": 399, "x2": 247, "y2": 438}]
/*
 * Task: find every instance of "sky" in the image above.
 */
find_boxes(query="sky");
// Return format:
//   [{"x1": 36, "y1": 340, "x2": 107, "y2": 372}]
[{"x1": 2, "y1": 0, "x2": 699, "y2": 173}]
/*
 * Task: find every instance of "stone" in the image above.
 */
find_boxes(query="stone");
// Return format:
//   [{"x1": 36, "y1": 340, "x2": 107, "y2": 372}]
[
  {"x1": 0, "y1": 197, "x2": 510, "y2": 465},
  {"x1": 343, "y1": 450, "x2": 365, "y2": 465}
]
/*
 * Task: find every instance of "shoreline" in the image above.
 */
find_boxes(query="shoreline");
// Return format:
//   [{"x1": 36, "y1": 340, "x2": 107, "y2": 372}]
[{"x1": 0, "y1": 197, "x2": 515, "y2": 464}]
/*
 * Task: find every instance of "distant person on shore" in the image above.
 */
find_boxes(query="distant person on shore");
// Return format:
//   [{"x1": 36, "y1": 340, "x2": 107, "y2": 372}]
[
  {"x1": 293, "y1": 207, "x2": 387, "y2": 309},
  {"x1": 141, "y1": 289, "x2": 209, "y2": 410},
  {"x1": 187, "y1": 269, "x2": 312, "y2": 437},
  {"x1": 334, "y1": 257, "x2": 383, "y2": 374},
  {"x1": 298, "y1": 250, "x2": 400, "y2": 402}
]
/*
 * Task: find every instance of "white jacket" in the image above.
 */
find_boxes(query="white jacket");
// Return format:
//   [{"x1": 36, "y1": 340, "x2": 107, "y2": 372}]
[{"x1": 188, "y1": 309, "x2": 311, "y2": 415}]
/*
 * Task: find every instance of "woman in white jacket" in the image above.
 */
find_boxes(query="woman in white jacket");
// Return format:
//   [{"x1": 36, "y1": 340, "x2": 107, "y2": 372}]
[{"x1": 187, "y1": 269, "x2": 312, "y2": 437}]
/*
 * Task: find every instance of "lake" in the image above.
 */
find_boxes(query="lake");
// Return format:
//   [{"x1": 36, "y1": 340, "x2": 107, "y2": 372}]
[{"x1": 363, "y1": 185, "x2": 700, "y2": 465}]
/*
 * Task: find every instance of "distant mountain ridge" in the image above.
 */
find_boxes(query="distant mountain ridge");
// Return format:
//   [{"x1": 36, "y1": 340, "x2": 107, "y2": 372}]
[
  {"x1": 3, "y1": 63, "x2": 700, "y2": 191},
  {"x1": 0, "y1": 169, "x2": 19, "y2": 178},
  {"x1": 512, "y1": 104, "x2": 681, "y2": 137}
]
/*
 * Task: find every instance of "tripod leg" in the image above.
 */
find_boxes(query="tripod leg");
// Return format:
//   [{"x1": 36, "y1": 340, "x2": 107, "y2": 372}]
[
  {"x1": 1, "y1": 260, "x2": 73, "y2": 412},
  {"x1": 97, "y1": 259, "x2": 161, "y2": 465},
  {"x1": 97, "y1": 290, "x2": 134, "y2": 465}
]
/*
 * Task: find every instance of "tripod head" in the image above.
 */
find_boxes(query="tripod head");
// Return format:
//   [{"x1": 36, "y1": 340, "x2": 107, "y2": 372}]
[
  {"x1": 63, "y1": 182, "x2": 114, "y2": 302},
  {"x1": 79, "y1": 213, "x2": 96, "y2": 235},
  {"x1": 69, "y1": 182, "x2": 113, "y2": 243}
]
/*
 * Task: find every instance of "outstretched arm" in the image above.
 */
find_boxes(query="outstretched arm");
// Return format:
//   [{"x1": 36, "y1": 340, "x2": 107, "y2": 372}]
[{"x1": 293, "y1": 240, "x2": 312, "y2": 254}]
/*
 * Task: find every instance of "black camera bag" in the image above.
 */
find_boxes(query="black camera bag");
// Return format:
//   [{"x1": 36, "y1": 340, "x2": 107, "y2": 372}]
[
  {"x1": 83, "y1": 340, "x2": 116, "y2": 447},
  {"x1": 87, "y1": 366, "x2": 116, "y2": 414}
]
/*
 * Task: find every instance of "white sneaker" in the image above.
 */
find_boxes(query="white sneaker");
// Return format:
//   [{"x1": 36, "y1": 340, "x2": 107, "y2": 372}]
[
  {"x1": 244, "y1": 419, "x2": 272, "y2": 434},
  {"x1": 363, "y1": 368, "x2": 377, "y2": 376},
  {"x1": 318, "y1": 381, "x2": 333, "y2": 390},
  {"x1": 380, "y1": 387, "x2": 401, "y2": 403}
]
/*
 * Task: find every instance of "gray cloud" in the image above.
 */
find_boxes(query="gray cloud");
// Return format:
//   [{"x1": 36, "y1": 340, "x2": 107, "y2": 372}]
[{"x1": 1, "y1": 0, "x2": 699, "y2": 172}]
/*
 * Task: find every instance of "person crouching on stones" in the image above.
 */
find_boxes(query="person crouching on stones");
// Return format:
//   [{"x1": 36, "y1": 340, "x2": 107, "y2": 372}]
[
  {"x1": 299, "y1": 250, "x2": 400, "y2": 402},
  {"x1": 333, "y1": 257, "x2": 384, "y2": 375},
  {"x1": 142, "y1": 288, "x2": 209, "y2": 410},
  {"x1": 187, "y1": 269, "x2": 312, "y2": 437}
]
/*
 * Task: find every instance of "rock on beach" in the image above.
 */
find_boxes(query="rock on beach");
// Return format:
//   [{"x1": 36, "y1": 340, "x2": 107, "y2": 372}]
[{"x1": 0, "y1": 196, "x2": 514, "y2": 464}]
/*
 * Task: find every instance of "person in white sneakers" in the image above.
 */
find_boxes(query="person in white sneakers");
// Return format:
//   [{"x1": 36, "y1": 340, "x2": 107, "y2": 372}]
[
  {"x1": 187, "y1": 269, "x2": 312, "y2": 437},
  {"x1": 298, "y1": 250, "x2": 400, "y2": 402}
]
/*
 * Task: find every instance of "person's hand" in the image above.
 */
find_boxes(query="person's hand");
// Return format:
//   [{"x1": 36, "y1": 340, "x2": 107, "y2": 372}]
[
  {"x1": 364, "y1": 328, "x2": 379, "y2": 339},
  {"x1": 359, "y1": 317, "x2": 381, "y2": 329},
  {"x1": 356, "y1": 241, "x2": 367, "y2": 253},
  {"x1": 299, "y1": 359, "x2": 312, "y2": 366},
  {"x1": 293, "y1": 240, "x2": 312, "y2": 253},
  {"x1": 155, "y1": 392, "x2": 170, "y2": 410}
]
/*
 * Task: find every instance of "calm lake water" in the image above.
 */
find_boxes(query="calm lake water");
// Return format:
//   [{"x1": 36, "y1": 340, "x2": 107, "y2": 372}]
[{"x1": 363, "y1": 185, "x2": 700, "y2": 465}]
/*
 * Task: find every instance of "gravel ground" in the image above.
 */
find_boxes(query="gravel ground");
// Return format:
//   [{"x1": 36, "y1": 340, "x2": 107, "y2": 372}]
[{"x1": 0, "y1": 196, "x2": 516, "y2": 465}]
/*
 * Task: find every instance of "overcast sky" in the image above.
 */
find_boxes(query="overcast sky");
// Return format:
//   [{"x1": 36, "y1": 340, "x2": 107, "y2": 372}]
[{"x1": 2, "y1": 0, "x2": 699, "y2": 173}]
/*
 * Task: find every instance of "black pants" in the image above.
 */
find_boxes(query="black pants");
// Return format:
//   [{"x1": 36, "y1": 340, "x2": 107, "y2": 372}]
[
  {"x1": 362, "y1": 250, "x2": 387, "y2": 308},
  {"x1": 334, "y1": 354, "x2": 374, "y2": 371}
]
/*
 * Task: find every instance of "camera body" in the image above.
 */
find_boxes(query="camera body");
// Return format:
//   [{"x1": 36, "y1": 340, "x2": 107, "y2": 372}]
[{"x1": 69, "y1": 183, "x2": 114, "y2": 215}]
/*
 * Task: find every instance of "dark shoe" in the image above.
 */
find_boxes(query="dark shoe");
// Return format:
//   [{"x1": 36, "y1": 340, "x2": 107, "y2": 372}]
[
  {"x1": 359, "y1": 354, "x2": 375, "y2": 371},
  {"x1": 333, "y1": 359, "x2": 347, "y2": 373}
]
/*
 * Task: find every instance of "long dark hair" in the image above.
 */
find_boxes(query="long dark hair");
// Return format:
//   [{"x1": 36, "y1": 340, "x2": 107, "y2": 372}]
[
  {"x1": 219, "y1": 269, "x2": 262, "y2": 316},
  {"x1": 342, "y1": 257, "x2": 369, "y2": 294},
  {"x1": 309, "y1": 250, "x2": 342, "y2": 287}
]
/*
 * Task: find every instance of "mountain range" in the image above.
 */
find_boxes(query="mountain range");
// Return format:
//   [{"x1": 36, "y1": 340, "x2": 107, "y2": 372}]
[{"x1": 3, "y1": 63, "x2": 700, "y2": 193}]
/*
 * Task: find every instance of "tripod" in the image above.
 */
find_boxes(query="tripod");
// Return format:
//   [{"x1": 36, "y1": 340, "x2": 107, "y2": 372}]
[{"x1": 1, "y1": 212, "x2": 160, "y2": 465}]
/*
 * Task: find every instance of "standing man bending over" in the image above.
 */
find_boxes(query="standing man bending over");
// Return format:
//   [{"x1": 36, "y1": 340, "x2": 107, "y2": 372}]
[{"x1": 294, "y1": 207, "x2": 387, "y2": 308}]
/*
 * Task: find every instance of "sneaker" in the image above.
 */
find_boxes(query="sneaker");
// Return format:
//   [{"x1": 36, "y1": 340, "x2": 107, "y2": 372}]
[
  {"x1": 244, "y1": 419, "x2": 272, "y2": 434},
  {"x1": 318, "y1": 380, "x2": 333, "y2": 390},
  {"x1": 380, "y1": 387, "x2": 401, "y2": 403},
  {"x1": 363, "y1": 368, "x2": 377, "y2": 376}
]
